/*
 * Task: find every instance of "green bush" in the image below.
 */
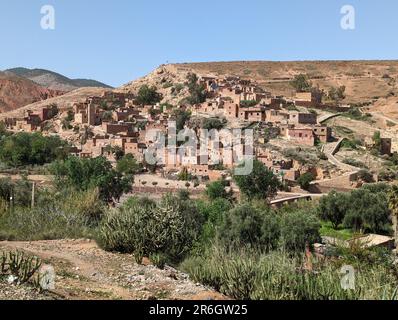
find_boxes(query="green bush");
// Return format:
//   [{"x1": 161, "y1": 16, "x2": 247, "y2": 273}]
[
  {"x1": 181, "y1": 245, "x2": 398, "y2": 300},
  {"x1": 279, "y1": 210, "x2": 321, "y2": 252},
  {"x1": 97, "y1": 195, "x2": 205, "y2": 264}
]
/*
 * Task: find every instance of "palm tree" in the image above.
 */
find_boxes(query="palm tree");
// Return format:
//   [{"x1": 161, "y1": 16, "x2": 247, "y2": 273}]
[{"x1": 388, "y1": 186, "x2": 398, "y2": 247}]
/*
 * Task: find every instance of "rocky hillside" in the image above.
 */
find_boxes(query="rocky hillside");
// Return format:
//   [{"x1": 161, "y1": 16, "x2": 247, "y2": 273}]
[
  {"x1": 0, "y1": 71, "x2": 65, "y2": 113},
  {"x1": 173, "y1": 60, "x2": 398, "y2": 103},
  {"x1": 6, "y1": 68, "x2": 113, "y2": 92}
]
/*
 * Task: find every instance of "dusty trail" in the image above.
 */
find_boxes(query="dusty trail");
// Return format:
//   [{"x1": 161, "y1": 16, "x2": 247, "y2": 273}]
[{"x1": 0, "y1": 239, "x2": 225, "y2": 300}]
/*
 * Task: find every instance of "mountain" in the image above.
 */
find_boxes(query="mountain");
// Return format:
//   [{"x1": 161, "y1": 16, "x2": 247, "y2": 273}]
[
  {"x1": 5, "y1": 67, "x2": 113, "y2": 92},
  {"x1": 0, "y1": 71, "x2": 65, "y2": 113}
]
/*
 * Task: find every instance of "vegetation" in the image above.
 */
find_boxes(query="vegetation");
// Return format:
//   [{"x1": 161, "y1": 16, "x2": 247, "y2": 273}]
[
  {"x1": 233, "y1": 160, "x2": 280, "y2": 201},
  {"x1": 0, "y1": 132, "x2": 68, "y2": 167},
  {"x1": 290, "y1": 74, "x2": 312, "y2": 92},
  {"x1": 50, "y1": 156, "x2": 133, "y2": 203},
  {"x1": 186, "y1": 73, "x2": 207, "y2": 105},
  {"x1": 317, "y1": 184, "x2": 391, "y2": 234},
  {"x1": 97, "y1": 194, "x2": 204, "y2": 264},
  {"x1": 297, "y1": 172, "x2": 315, "y2": 191},
  {"x1": 136, "y1": 85, "x2": 162, "y2": 106},
  {"x1": 202, "y1": 118, "x2": 226, "y2": 131}
]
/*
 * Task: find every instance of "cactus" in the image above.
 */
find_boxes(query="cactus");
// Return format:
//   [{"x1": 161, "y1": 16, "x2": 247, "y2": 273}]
[{"x1": 0, "y1": 250, "x2": 42, "y2": 285}]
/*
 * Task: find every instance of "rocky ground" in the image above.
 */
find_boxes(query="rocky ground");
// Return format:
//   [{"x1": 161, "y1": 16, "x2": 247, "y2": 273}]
[{"x1": 0, "y1": 239, "x2": 225, "y2": 301}]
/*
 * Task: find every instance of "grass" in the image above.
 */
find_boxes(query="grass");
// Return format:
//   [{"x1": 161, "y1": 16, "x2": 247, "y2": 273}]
[{"x1": 320, "y1": 221, "x2": 354, "y2": 240}]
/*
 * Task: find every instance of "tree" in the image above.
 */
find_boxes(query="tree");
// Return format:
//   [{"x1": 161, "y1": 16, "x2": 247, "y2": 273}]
[
  {"x1": 343, "y1": 188, "x2": 391, "y2": 234},
  {"x1": 205, "y1": 180, "x2": 230, "y2": 201},
  {"x1": 0, "y1": 132, "x2": 67, "y2": 167},
  {"x1": 186, "y1": 73, "x2": 207, "y2": 105},
  {"x1": 116, "y1": 154, "x2": 141, "y2": 175},
  {"x1": 51, "y1": 156, "x2": 133, "y2": 203},
  {"x1": 318, "y1": 191, "x2": 350, "y2": 229},
  {"x1": 172, "y1": 109, "x2": 191, "y2": 131},
  {"x1": 290, "y1": 74, "x2": 312, "y2": 92},
  {"x1": 234, "y1": 160, "x2": 280, "y2": 201},
  {"x1": 219, "y1": 204, "x2": 266, "y2": 247},
  {"x1": 136, "y1": 85, "x2": 162, "y2": 106},
  {"x1": 328, "y1": 86, "x2": 346, "y2": 103},
  {"x1": 297, "y1": 172, "x2": 315, "y2": 191},
  {"x1": 202, "y1": 118, "x2": 225, "y2": 131},
  {"x1": 279, "y1": 210, "x2": 321, "y2": 252}
]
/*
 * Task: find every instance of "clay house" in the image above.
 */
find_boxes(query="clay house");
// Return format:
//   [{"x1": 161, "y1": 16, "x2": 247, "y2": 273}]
[
  {"x1": 124, "y1": 138, "x2": 146, "y2": 162},
  {"x1": 313, "y1": 125, "x2": 332, "y2": 143},
  {"x1": 112, "y1": 107, "x2": 139, "y2": 122},
  {"x1": 288, "y1": 111, "x2": 317, "y2": 125},
  {"x1": 287, "y1": 128, "x2": 315, "y2": 146},
  {"x1": 294, "y1": 91, "x2": 322, "y2": 107},
  {"x1": 102, "y1": 122, "x2": 135, "y2": 136},
  {"x1": 242, "y1": 106, "x2": 266, "y2": 122},
  {"x1": 224, "y1": 101, "x2": 239, "y2": 119},
  {"x1": 74, "y1": 101, "x2": 102, "y2": 126},
  {"x1": 265, "y1": 109, "x2": 289, "y2": 124}
]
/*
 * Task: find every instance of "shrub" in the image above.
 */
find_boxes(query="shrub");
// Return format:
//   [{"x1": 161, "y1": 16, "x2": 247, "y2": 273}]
[
  {"x1": 136, "y1": 85, "x2": 162, "y2": 106},
  {"x1": 97, "y1": 195, "x2": 205, "y2": 264},
  {"x1": 205, "y1": 180, "x2": 229, "y2": 200},
  {"x1": 297, "y1": 172, "x2": 315, "y2": 191},
  {"x1": 279, "y1": 210, "x2": 321, "y2": 252},
  {"x1": 234, "y1": 160, "x2": 280, "y2": 201},
  {"x1": 181, "y1": 245, "x2": 397, "y2": 300},
  {"x1": 0, "y1": 132, "x2": 68, "y2": 167},
  {"x1": 318, "y1": 191, "x2": 350, "y2": 229}
]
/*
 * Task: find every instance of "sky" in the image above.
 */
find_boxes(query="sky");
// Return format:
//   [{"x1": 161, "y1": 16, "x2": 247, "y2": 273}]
[{"x1": 0, "y1": 0, "x2": 397, "y2": 87}]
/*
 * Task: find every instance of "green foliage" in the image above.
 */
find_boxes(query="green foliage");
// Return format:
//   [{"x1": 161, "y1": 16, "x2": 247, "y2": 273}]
[
  {"x1": 136, "y1": 85, "x2": 162, "y2": 106},
  {"x1": 205, "y1": 180, "x2": 230, "y2": 201},
  {"x1": 218, "y1": 204, "x2": 280, "y2": 251},
  {"x1": 328, "y1": 86, "x2": 346, "y2": 103},
  {"x1": 50, "y1": 156, "x2": 133, "y2": 203},
  {"x1": 97, "y1": 194, "x2": 205, "y2": 264},
  {"x1": 318, "y1": 191, "x2": 349, "y2": 229},
  {"x1": 344, "y1": 188, "x2": 390, "y2": 234},
  {"x1": 172, "y1": 109, "x2": 191, "y2": 131},
  {"x1": 240, "y1": 100, "x2": 257, "y2": 108},
  {"x1": 1, "y1": 251, "x2": 42, "y2": 285},
  {"x1": 279, "y1": 210, "x2": 321, "y2": 252},
  {"x1": 182, "y1": 245, "x2": 398, "y2": 300},
  {"x1": 0, "y1": 132, "x2": 68, "y2": 167},
  {"x1": 201, "y1": 118, "x2": 226, "y2": 130},
  {"x1": 290, "y1": 74, "x2": 312, "y2": 92},
  {"x1": 186, "y1": 73, "x2": 207, "y2": 105},
  {"x1": 317, "y1": 184, "x2": 391, "y2": 235},
  {"x1": 116, "y1": 154, "x2": 141, "y2": 175},
  {"x1": 297, "y1": 172, "x2": 315, "y2": 191},
  {"x1": 234, "y1": 160, "x2": 280, "y2": 201}
]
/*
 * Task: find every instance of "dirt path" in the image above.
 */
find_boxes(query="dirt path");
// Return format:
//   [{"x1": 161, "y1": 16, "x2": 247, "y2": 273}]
[{"x1": 0, "y1": 239, "x2": 225, "y2": 301}]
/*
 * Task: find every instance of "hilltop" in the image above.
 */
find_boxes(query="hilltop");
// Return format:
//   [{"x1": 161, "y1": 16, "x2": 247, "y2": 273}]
[
  {"x1": 5, "y1": 68, "x2": 113, "y2": 92},
  {"x1": 167, "y1": 60, "x2": 398, "y2": 103}
]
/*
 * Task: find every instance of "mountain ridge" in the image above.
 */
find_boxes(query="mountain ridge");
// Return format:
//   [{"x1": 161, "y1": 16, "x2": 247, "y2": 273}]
[{"x1": 5, "y1": 67, "x2": 113, "y2": 92}]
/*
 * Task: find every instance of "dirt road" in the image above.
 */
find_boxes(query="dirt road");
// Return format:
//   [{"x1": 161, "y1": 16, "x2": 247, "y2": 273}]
[{"x1": 0, "y1": 239, "x2": 225, "y2": 301}]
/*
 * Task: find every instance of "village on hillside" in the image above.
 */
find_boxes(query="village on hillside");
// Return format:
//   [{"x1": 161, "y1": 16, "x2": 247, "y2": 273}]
[{"x1": 1, "y1": 66, "x2": 395, "y2": 200}]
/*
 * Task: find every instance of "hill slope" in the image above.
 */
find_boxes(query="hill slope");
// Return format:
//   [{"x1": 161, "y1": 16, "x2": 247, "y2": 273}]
[
  {"x1": 6, "y1": 67, "x2": 113, "y2": 92},
  {"x1": 0, "y1": 71, "x2": 64, "y2": 113},
  {"x1": 170, "y1": 60, "x2": 398, "y2": 103}
]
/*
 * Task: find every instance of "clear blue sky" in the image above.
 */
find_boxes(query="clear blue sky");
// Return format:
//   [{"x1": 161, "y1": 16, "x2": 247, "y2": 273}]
[{"x1": 0, "y1": 0, "x2": 397, "y2": 87}]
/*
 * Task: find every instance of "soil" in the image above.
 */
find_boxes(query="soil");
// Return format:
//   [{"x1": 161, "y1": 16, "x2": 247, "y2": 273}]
[{"x1": 0, "y1": 239, "x2": 226, "y2": 301}]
